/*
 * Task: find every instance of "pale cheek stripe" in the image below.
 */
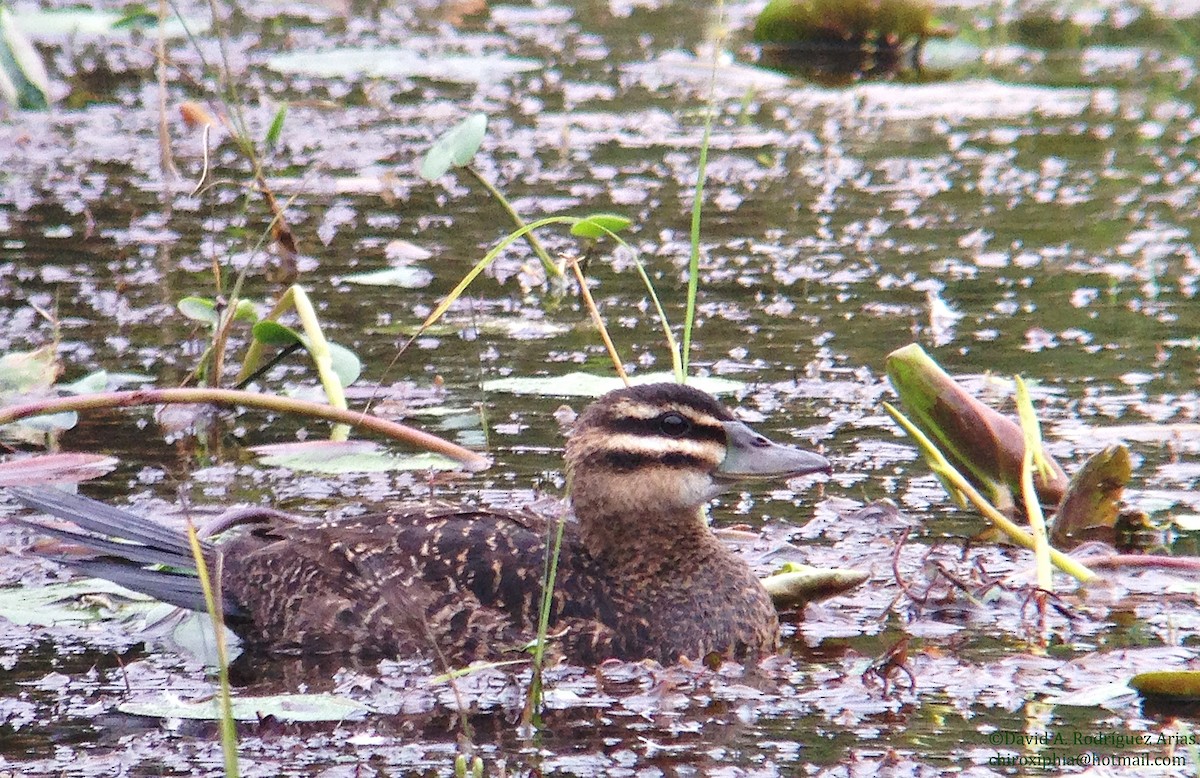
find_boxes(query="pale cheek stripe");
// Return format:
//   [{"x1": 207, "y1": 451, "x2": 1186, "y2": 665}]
[
  {"x1": 607, "y1": 401, "x2": 722, "y2": 426},
  {"x1": 600, "y1": 433, "x2": 724, "y2": 460}
]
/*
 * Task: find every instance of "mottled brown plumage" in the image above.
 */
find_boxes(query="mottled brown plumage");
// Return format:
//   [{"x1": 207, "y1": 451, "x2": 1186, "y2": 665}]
[{"x1": 9, "y1": 383, "x2": 831, "y2": 665}]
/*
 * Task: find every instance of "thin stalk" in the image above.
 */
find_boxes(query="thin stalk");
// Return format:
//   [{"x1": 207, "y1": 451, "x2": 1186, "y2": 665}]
[
  {"x1": 568, "y1": 258, "x2": 629, "y2": 385},
  {"x1": 1014, "y1": 377, "x2": 1053, "y2": 592},
  {"x1": 408, "y1": 216, "x2": 581, "y2": 344},
  {"x1": 155, "y1": 0, "x2": 176, "y2": 181},
  {"x1": 524, "y1": 515, "x2": 567, "y2": 727},
  {"x1": 289, "y1": 286, "x2": 351, "y2": 440},
  {"x1": 463, "y1": 165, "x2": 563, "y2": 280},
  {"x1": 681, "y1": 0, "x2": 725, "y2": 377},
  {"x1": 883, "y1": 402, "x2": 1097, "y2": 583},
  {"x1": 0, "y1": 388, "x2": 490, "y2": 471},
  {"x1": 624, "y1": 250, "x2": 683, "y2": 382},
  {"x1": 184, "y1": 519, "x2": 238, "y2": 778}
]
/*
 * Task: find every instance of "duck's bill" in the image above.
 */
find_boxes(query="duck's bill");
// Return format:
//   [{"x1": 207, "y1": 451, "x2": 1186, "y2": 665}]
[{"x1": 714, "y1": 420, "x2": 832, "y2": 482}]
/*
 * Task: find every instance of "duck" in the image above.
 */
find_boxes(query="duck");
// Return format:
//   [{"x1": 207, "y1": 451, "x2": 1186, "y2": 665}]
[{"x1": 7, "y1": 382, "x2": 831, "y2": 666}]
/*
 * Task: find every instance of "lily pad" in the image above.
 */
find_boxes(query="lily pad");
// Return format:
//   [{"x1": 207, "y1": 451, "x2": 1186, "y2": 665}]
[
  {"x1": 266, "y1": 48, "x2": 539, "y2": 85},
  {"x1": 251, "y1": 440, "x2": 462, "y2": 474},
  {"x1": 1043, "y1": 680, "x2": 1139, "y2": 707},
  {"x1": 0, "y1": 453, "x2": 118, "y2": 486},
  {"x1": 0, "y1": 579, "x2": 156, "y2": 626},
  {"x1": 59, "y1": 369, "x2": 154, "y2": 394},
  {"x1": 7, "y1": 8, "x2": 204, "y2": 39},
  {"x1": 1130, "y1": 671, "x2": 1200, "y2": 701},
  {"x1": 342, "y1": 266, "x2": 434, "y2": 288},
  {"x1": 482, "y1": 372, "x2": 745, "y2": 397},
  {"x1": 119, "y1": 693, "x2": 369, "y2": 722},
  {"x1": 0, "y1": 346, "x2": 59, "y2": 395}
]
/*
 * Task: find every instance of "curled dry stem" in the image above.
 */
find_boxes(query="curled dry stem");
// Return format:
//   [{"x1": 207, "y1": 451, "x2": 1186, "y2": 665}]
[{"x1": 0, "y1": 387, "x2": 490, "y2": 471}]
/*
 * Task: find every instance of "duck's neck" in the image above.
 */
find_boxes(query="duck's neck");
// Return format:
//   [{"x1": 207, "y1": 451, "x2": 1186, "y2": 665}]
[{"x1": 570, "y1": 488, "x2": 723, "y2": 576}]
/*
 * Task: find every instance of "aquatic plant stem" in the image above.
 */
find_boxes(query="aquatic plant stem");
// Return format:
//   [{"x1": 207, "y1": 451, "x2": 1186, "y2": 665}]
[
  {"x1": 288, "y1": 286, "x2": 351, "y2": 441},
  {"x1": 569, "y1": 258, "x2": 629, "y2": 385},
  {"x1": 184, "y1": 517, "x2": 238, "y2": 778},
  {"x1": 0, "y1": 388, "x2": 489, "y2": 471},
  {"x1": 463, "y1": 165, "x2": 563, "y2": 280},
  {"x1": 1014, "y1": 377, "x2": 1053, "y2": 593},
  {"x1": 525, "y1": 514, "x2": 567, "y2": 727},
  {"x1": 155, "y1": 0, "x2": 176, "y2": 181},
  {"x1": 681, "y1": 0, "x2": 725, "y2": 377},
  {"x1": 883, "y1": 402, "x2": 1096, "y2": 583}
]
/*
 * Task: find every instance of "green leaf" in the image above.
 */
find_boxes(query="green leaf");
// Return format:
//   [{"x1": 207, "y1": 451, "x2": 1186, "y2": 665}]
[
  {"x1": 885, "y1": 343, "x2": 1068, "y2": 511},
  {"x1": 58, "y1": 370, "x2": 153, "y2": 394},
  {"x1": 570, "y1": 213, "x2": 632, "y2": 239},
  {"x1": 58, "y1": 370, "x2": 108, "y2": 395},
  {"x1": 326, "y1": 341, "x2": 361, "y2": 387},
  {"x1": 251, "y1": 320, "x2": 301, "y2": 346},
  {"x1": 112, "y1": 6, "x2": 157, "y2": 29},
  {"x1": 264, "y1": 103, "x2": 287, "y2": 150},
  {"x1": 250, "y1": 322, "x2": 361, "y2": 387},
  {"x1": 1130, "y1": 671, "x2": 1200, "y2": 701},
  {"x1": 482, "y1": 371, "x2": 744, "y2": 398},
  {"x1": 0, "y1": 347, "x2": 59, "y2": 395},
  {"x1": 5, "y1": 8, "x2": 205, "y2": 39},
  {"x1": 119, "y1": 693, "x2": 370, "y2": 722},
  {"x1": 0, "y1": 7, "x2": 50, "y2": 110},
  {"x1": 232, "y1": 299, "x2": 259, "y2": 323},
  {"x1": 177, "y1": 297, "x2": 219, "y2": 326},
  {"x1": 420, "y1": 113, "x2": 487, "y2": 180}
]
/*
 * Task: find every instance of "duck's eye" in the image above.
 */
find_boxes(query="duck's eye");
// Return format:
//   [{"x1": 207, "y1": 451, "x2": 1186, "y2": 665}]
[{"x1": 657, "y1": 413, "x2": 691, "y2": 437}]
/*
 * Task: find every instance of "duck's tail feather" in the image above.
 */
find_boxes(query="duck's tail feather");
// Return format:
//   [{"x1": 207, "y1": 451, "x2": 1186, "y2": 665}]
[{"x1": 7, "y1": 487, "x2": 237, "y2": 616}]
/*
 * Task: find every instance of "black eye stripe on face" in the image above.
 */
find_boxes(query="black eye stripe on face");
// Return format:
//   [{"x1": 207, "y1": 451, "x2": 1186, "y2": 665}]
[{"x1": 597, "y1": 451, "x2": 712, "y2": 472}]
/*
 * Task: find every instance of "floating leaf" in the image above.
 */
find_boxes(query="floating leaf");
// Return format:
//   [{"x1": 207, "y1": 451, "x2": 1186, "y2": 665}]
[
  {"x1": 119, "y1": 693, "x2": 369, "y2": 722},
  {"x1": 251, "y1": 441, "x2": 460, "y2": 473},
  {"x1": 420, "y1": 113, "x2": 488, "y2": 180},
  {"x1": 0, "y1": 346, "x2": 60, "y2": 395},
  {"x1": 762, "y1": 563, "x2": 869, "y2": 609},
  {"x1": 0, "y1": 453, "x2": 118, "y2": 486},
  {"x1": 1044, "y1": 680, "x2": 1139, "y2": 707},
  {"x1": 267, "y1": 49, "x2": 538, "y2": 84},
  {"x1": 570, "y1": 213, "x2": 632, "y2": 240},
  {"x1": 6, "y1": 8, "x2": 203, "y2": 39},
  {"x1": 57, "y1": 370, "x2": 152, "y2": 394},
  {"x1": 1130, "y1": 671, "x2": 1200, "y2": 701},
  {"x1": 342, "y1": 266, "x2": 434, "y2": 288},
  {"x1": 0, "y1": 579, "x2": 155, "y2": 626},
  {"x1": 482, "y1": 371, "x2": 744, "y2": 397}
]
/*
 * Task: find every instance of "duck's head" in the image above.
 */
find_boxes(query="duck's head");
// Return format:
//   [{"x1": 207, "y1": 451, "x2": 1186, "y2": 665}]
[{"x1": 564, "y1": 383, "x2": 831, "y2": 525}]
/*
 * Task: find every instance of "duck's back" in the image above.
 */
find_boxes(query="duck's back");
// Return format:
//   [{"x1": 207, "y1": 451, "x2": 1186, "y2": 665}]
[{"x1": 220, "y1": 505, "x2": 637, "y2": 663}]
